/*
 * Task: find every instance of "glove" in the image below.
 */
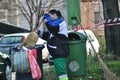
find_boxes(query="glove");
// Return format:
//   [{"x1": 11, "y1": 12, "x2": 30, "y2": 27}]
[
  {"x1": 37, "y1": 30, "x2": 43, "y2": 38},
  {"x1": 37, "y1": 30, "x2": 41, "y2": 35}
]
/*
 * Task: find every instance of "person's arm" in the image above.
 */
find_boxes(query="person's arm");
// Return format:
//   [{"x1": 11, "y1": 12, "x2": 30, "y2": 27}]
[
  {"x1": 44, "y1": 14, "x2": 63, "y2": 27},
  {"x1": 42, "y1": 31, "x2": 50, "y2": 40},
  {"x1": 37, "y1": 29, "x2": 50, "y2": 41},
  {"x1": 37, "y1": 30, "x2": 43, "y2": 38},
  {"x1": 44, "y1": 14, "x2": 52, "y2": 23}
]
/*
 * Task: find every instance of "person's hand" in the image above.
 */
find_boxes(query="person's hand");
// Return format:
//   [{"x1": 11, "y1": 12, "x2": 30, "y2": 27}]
[
  {"x1": 37, "y1": 30, "x2": 41, "y2": 35},
  {"x1": 44, "y1": 10, "x2": 49, "y2": 14}
]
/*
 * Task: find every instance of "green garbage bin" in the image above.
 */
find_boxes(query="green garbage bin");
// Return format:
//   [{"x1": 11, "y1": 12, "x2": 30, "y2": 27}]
[{"x1": 66, "y1": 32, "x2": 87, "y2": 77}]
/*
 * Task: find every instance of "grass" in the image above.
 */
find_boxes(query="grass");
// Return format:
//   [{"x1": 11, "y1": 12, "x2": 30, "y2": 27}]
[
  {"x1": 82, "y1": 56, "x2": 105, "y2": 80},
  {"x1": 107, "y1": 61, "x2": 120, "y2": 78},
  {"x1": 43, "y1": 66, "x2": 58, "y2": 80}
]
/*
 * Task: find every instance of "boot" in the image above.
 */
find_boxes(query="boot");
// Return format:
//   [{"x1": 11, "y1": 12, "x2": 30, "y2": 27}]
[{"x1": 58, "y1": 74, "x2": 68, "y2": 80}]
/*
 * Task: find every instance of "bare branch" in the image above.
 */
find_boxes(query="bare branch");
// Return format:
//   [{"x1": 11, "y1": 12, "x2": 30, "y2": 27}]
[
  {"x1": 18, "y1": 1, "x2": 30, "y2": 24},
  {"x1": 36, "y1": 0, "x2": 38, "y2": 6},
  {"x1": 34, "y1": 0, "x2": 43, "y2": 28},
  {"x1": 19, "y1": 7, "x2": 30, "y2": 23},
  {"x1": 29, "y1": 0, "x2": 37, "y2": 13},
  {"x1": 25, "y1": 0, "x2": 33, "y2": 15},
  {"x1": 18, "y1": 1, "x2": 31, "y2": 19}
]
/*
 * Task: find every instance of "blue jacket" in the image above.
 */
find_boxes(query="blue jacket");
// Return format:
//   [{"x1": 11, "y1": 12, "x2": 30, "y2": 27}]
[{"x1": 44, "y1": 14, "x2": 68, "y2": 37}]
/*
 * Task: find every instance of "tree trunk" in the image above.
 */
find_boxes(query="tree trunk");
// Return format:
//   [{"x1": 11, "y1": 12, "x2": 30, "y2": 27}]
[{"x1": 102, "y1": 0, "x2": 120, "y2": 56}]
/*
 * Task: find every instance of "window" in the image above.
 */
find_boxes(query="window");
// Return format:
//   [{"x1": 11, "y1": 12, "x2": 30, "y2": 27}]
[
  {"x1": 94, "y1": 12, "x2": 101, "y2": 23},
  {"x1": 0, "y1": 10, "x2": 7, "y2": 23},
  {"x1": 0, "y1": 36, "x2": 23, "y2": 44}
]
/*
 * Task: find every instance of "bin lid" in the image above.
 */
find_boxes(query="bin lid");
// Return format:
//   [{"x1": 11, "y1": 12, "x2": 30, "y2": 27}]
[{"x1": 68, "y1": 32, "x2": 87, "y2": 41}]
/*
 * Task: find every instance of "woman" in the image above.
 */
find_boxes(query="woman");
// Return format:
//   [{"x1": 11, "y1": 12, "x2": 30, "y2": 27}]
[{"x1": 38, "y1": 9, "x2": 69, "y2": 80}]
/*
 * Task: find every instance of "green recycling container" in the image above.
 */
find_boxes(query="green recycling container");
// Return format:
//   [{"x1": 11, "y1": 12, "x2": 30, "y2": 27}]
[{"x1": 67, "y1": 32, "x2": 87, "y2": 77}]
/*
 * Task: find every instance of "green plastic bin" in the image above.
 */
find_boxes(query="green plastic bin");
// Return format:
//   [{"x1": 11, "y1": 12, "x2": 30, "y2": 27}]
[{"x1": 67, "y1": 32, "x2": 87, "y2": 77}]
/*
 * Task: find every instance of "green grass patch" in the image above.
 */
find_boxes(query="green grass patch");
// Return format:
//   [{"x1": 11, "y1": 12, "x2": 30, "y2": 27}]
[
  {"x1": 82, "y1": 56, "x2": 105, "y2": 80},
  {"x1": 83, "y1": 57, "x2": 120, "y2": 80},
  {"x1": 43, "y1": 66, "x2": 58, "y2": 80},
  {"x1": 106, "y1": 61, "x2": 120, "y2": 78}
]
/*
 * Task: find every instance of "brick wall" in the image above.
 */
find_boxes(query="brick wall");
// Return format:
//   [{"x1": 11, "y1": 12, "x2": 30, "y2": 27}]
[{"x1": 80, "y1": 1, "x2": 95, "y2": 28}]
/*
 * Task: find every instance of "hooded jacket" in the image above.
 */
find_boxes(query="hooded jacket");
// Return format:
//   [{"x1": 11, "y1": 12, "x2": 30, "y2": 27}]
[{"x1": 43, "y1": 14, "x2": 69, "y2": 58}]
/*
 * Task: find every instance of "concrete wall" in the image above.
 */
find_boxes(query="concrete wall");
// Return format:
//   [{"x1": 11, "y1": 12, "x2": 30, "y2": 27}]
[{"x1": 0, "y1": 0, "x2": 18, "y2": 26}]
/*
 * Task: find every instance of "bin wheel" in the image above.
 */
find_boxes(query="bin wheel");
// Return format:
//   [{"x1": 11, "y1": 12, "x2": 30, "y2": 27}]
[{"x1": 5, "y1": 64, "x2": 12, "y2": 80}]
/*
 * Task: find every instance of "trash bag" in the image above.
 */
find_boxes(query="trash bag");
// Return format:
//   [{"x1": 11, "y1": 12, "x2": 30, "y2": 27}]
[{"x1": 28, "y1": 50, "x2": 41, "y2": 80}]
